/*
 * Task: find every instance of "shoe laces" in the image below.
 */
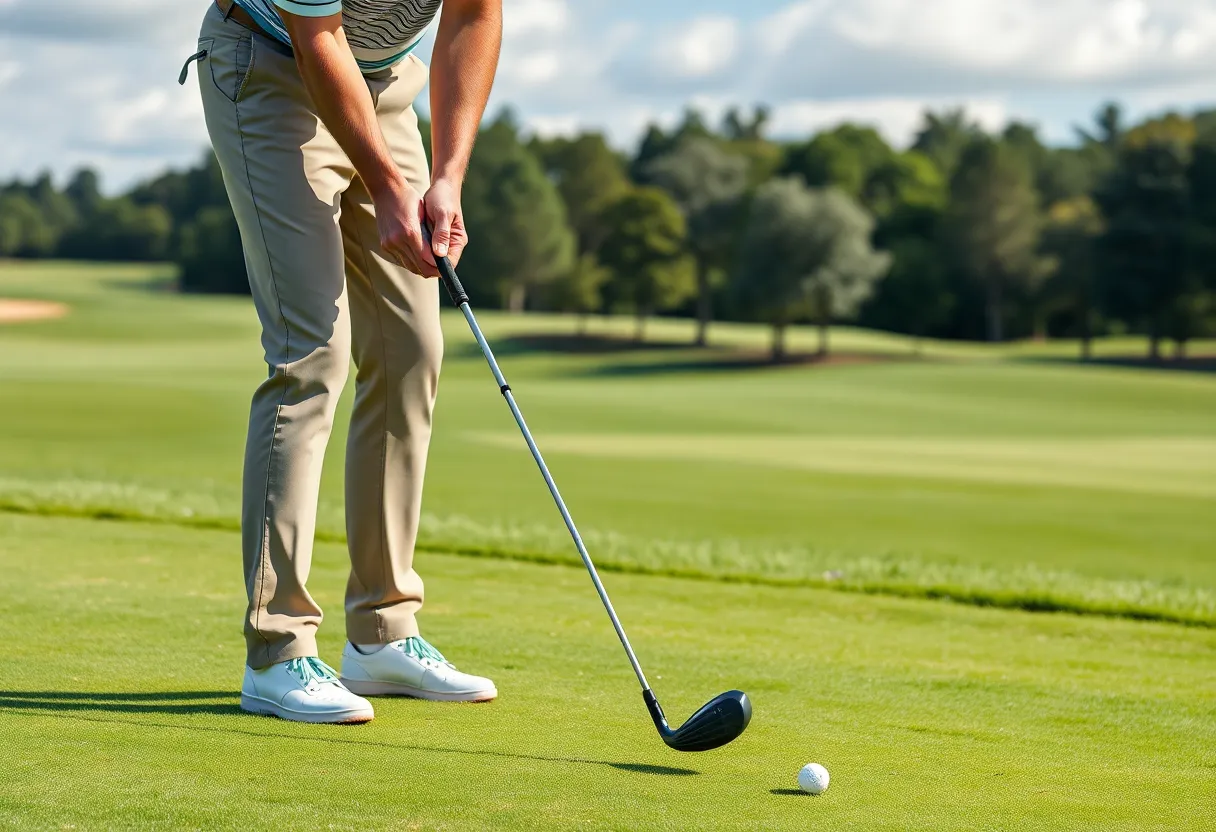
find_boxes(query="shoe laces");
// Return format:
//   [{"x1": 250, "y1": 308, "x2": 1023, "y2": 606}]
[
  {"x1": 391, "y1": 636, "x2": 452, "y2": 669},
  {"x1": 286, "y1": 656, "x2": 341, "y2": 690}
]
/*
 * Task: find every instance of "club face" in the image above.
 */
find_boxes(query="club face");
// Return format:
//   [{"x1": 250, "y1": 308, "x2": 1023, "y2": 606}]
[{"x1": 662, "y1": 690, "x2": 752, "y2": 752}]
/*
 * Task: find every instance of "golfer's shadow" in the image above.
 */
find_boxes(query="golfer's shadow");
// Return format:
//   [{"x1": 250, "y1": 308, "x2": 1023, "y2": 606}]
[
  {"x1": 0, "y1": 690, "x2": 699, "y2": 777},
  {"x1": 0, "y1": 689, "x2": 240, "y2": 716}
]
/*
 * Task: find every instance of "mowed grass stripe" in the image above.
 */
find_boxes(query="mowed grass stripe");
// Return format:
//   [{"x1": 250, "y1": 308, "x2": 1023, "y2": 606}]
[{"x1": 468, "y1": 433, "x2": 1216, "y2": 499}]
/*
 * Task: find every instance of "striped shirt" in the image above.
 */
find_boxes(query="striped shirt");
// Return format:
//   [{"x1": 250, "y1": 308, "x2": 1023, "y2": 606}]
[{"x1": 234, "y1": 0, "x2": 442, "y2": 72}]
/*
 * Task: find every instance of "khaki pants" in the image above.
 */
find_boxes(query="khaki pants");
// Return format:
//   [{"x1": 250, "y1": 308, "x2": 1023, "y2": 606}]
[{"x1": 196, "y1": 4, "x2": 441, "y2": 669}]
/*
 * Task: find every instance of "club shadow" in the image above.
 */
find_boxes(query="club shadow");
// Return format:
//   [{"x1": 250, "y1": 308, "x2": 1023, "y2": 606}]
[
  {"x1": 0, "y1": 696, "x2": 700, "y2": 777},
  {"x1": 770, "y1": 788, "x2": 810, "y2": 797}
]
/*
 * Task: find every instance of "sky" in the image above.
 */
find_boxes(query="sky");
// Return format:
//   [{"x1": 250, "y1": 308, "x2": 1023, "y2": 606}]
[{"x1": 1, "y1": 0, "x2": 1214, "y2": 192}]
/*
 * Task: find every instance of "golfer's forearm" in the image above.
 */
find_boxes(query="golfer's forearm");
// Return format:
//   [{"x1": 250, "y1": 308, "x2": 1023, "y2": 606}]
[
  {"x1": 284, "y1": 16, "x2": 405, "y2": 199},
  {"x1": 429, "y1": 0, "x2": 502, "y2": 186}
]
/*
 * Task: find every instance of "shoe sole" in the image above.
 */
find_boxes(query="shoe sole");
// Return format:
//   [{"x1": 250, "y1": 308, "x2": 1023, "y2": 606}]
[
  {"x1": 339, "y1": 678, "x2": 498, "y2": 702},
  {"x1": 239, "y1": 692, "x2": 374, "y2": 724}
]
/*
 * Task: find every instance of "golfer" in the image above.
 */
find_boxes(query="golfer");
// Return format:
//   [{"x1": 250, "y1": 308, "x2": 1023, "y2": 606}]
[{"x1": 186, "y1": 0, "x2": 502, "y2": 723}]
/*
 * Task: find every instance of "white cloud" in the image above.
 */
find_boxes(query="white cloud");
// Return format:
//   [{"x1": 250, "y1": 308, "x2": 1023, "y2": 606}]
[{"x1": 2, "y1": 0, "x2": 1215, "y2": 191}]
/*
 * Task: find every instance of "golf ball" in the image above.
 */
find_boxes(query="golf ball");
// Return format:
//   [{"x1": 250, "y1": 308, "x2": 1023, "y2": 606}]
[{"x1": 797, "y1": 762, "x2": 830, "y2": 795}]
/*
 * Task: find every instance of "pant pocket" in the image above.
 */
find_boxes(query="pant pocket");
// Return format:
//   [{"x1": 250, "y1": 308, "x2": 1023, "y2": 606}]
[{"x1": 205, "y1": 29, "x2": 256, "y2": 103}]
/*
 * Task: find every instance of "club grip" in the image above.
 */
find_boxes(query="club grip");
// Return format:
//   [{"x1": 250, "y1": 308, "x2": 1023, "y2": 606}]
[{"x1": 436, "y1": 255, "x2": 470, "y2": 308}]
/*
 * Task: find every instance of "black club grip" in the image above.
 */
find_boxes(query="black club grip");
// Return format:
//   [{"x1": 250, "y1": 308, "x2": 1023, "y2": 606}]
[{"x1": 435, "y1": 254, "x2": 470, "y2": 308}]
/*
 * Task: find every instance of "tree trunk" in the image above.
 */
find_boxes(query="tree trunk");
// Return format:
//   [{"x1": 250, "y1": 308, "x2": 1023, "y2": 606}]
[
  {"x1": 1174, "y1": 339, "x2": 1188, "y2": 361},
  {"x1": 817, "y1": 315, "x2": 830, "y2": 358},
  {"x1": 507, "y1": 283, "x2": 527, "y2": 314},
  {"x1": 634, "y1": 312, "x2": 647, "y2": 343},
  {"x1": 772, "y1": 323, "x2": 787, "y2": 363},
  {"x1": 694, "y1": 260, "x2": 711, "y2": 347},
  {"x1": 1079, "y1": 287, "x2": 1093, "y2": 362},
  {"x1": 1149, "y1": 315, "x2": 1162, "y2": 363},
  {"x1": 577, "y1": 313, "x2": 588, "y2": 337},
  {"x1": 986, "y1": 275, "x2": 1003, "y2": 343}
]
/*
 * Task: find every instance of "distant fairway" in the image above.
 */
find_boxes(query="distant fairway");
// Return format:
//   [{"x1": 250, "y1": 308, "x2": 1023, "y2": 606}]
[{"x1": 1, "y1": 262, "x2": 1214, "y2": 829}]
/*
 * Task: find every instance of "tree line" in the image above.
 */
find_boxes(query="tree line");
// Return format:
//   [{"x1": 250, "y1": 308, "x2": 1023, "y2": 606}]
[{"x1": 3, "y1": 102, "x2": 1215, "y2": 361}]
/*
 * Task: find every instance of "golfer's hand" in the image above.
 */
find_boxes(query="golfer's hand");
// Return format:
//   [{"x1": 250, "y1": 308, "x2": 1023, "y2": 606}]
[
  {"x1": 373, "y1": 178, "x2": 439, "y2": 278},
  {"x1": 423, "y1": 178, "x2": 468, "y2": 268}
]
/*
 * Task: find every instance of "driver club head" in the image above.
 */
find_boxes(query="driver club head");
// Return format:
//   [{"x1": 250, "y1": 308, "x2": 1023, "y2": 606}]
[{"x1": 644, "y1": 689, "x2": 752, "y2": 752}]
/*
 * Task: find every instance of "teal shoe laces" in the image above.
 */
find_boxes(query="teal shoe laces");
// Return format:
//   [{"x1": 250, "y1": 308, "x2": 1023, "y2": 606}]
[
  {"x1": 286, "y1": 656, "x2": 341, "y2": 688},
  {"x1": 394, "y1": 636, "x2": 450, "y2": 666}
]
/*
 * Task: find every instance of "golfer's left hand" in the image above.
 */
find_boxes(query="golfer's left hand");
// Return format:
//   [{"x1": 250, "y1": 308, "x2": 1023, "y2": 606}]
[{"x1": 423, "y1": 179, "x2": 468, "y2": 268}]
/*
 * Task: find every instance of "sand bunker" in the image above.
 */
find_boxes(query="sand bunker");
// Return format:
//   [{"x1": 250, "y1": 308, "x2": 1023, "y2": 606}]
[{"x1": 0, "y1": 299, "x2": 68, "y2": 323}]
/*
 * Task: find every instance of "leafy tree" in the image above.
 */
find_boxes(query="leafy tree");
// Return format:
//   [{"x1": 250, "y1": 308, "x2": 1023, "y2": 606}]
[
  {"x1": 644, "y1": 137, "x2": 749, "y2": 345},
  {"x1": 1040, "y1": 196, "x2": 1104, "y2": 358},
  {"x1": 782, "y1": 124, "x2": 894, "y2": 201},
  {"x1": 178, "y1": 206, "x2": 247, "y2": 293},
  {"x1": 529, "y1": 132, "x2": 630, "y2": 253},
  {"x1": 942, "y1": 138, "x2": 1050, "y2": 342},
  {"x1": 1096, "y1": 116, "x2": 1196, "y2": 361},
  {"x1": 460, "y1": 113, "x2": 576, "y2": 311},
  {"x1": 735, "y1": 179, "x2": 889, "y2": 360},
  {"x1": 721, "y1": 106, "x2": 770, "y2": 141},
  {"x1": 630, "y1": 109, "x2": 715, "y2": 183},
  {"x1": 59, "y1": 198, "x2": 172, "y2": 261},
  {"x1": 863, "y1": 151, "x2": 946, "y2": 220},
  {"x1": 0, "y1": 192, "x2": 56, "y2": 256},
  {"x1": 545, "y1": 253, "x2": 610, "y2": 335},
  {"x1": 862, "y1": 236, "x2": 954, "y2": 352},
  {"x1": 912, "y1": 109, "x2": 985, "y2": 178},
  {"x1": 597, "y1": 187, "x2": 695, "y2": 341}
]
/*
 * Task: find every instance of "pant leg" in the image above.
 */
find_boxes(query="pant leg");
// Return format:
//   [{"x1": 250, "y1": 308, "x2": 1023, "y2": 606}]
[
  {"x1": 340, "y1": 55, "x2": 444, "y2": 645},
  {"x1": 197, "y1": 4, "x2": 356, "y2": 668}
]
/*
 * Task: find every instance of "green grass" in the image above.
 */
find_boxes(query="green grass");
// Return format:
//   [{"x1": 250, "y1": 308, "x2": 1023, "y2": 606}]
[
  {"x1": 1, "y1": 262, "x2": 1215, "y2": 829},
  {"x1": 2, "y1": 513, "x2": 1213, "y2": 830},
  {"x1": 1, "y1": 262, "x2": 1214, "y2": 624}
]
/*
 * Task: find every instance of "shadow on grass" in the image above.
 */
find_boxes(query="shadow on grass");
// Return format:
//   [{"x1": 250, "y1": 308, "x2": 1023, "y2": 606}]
[
  {"x1": 770, "y1": 789, "x2": 810, "y2": 797},
  {"x1": 582, "y1": 351, "x2": 912, "y2": 378},
  {"x1": 1020, "y1": 355, "x2": 1216, "y2": 375},
  {"x1": 0, "y1": 693, "x2": 699, "y2": 777}
]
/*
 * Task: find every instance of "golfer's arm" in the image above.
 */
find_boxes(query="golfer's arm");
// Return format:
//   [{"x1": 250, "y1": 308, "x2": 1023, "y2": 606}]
[
  {"x1": 279, "y1": 12, "x2": 405, "y2": 199},
  {"x1": 429, "y1": 0, "x2": 502, "y2": 186}
]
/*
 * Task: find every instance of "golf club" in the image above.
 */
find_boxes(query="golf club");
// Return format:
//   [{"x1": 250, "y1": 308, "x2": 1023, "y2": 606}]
[{"x1": 426, "y1": 231, "x2": 751, "y2": 752}]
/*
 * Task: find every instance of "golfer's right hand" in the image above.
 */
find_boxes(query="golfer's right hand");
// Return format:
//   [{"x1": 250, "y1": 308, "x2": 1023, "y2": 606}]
[{"x1": 373, "y1": 178, "x2": 440, "y2": 278}]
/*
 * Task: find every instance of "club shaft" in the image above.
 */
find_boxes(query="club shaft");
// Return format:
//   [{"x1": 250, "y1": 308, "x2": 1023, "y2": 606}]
[{"x1": 454, "y1": 301, "x2": 652, "y2": 692}]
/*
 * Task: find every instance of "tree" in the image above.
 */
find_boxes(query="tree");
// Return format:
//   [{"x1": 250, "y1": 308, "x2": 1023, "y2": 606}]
[
  {"x1": 630, "y1": 109, "x2": 715, "y2": 183},
  {"x1": 0, "y1": 192, "x2": 56, "y2": 256},
  {"x1": 862, "y1": 236, "x2": 954, "y2": 352},
  {"x1": 1096, "y1": 116, "x2": 1196, "y2": 361},
  {"x1": 177, "y1": 206, "x2": 247, "y2": 293},
  {"x1": 735, "y1": 179, "x2": 889, "y2": 361},
  {"x1": 545, "y1": 254, "x2": 610, "y2": 335},
  {"x1": 863, "y1": 151, "x2": 946, "y2": 220},
  {"x1": 912, "y1": 109, "x2": 985, "y2": 178},
  {"x1": 1041, "y1": 196, "x2": 1104, "y2": 359},
  {"x1": 782, "y1": 124, "x2": 894, "y2": 201},
  {"x1": 644, "y1": 137, "x2": 749, "y2": 346},
  {"x1": 59, "y1": 198, "x2": 172, "y2": 261},
  {"x1": 597, "y1": 187, "x2": 695, "y2": 341},
  {"x1": 529, "y1": 132, "x2": 630, "y2": 254},
  {"x1": 942, "y1": 138, "x2": 1050, "y2": 342},
  {"x1": 459, "y1": 113, "x2": 576, "y2": 311}
]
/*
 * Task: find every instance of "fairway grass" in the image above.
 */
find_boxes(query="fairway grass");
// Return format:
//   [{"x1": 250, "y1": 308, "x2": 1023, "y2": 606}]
[
  {"x1": 1, "y1": 514, "x2": 1213, "y2": 831},
  {"x1": 1, "y1": 262, "x2": 1215, "y2": 627}
]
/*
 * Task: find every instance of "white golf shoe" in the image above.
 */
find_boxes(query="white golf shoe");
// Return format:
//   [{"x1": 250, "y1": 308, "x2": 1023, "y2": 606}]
[
  {"x1": 340, "y1": 637, "x2": 498, "y2": 702},
  {"x1": 240, "y1": 656, "x2": 375, "y2": 724}
]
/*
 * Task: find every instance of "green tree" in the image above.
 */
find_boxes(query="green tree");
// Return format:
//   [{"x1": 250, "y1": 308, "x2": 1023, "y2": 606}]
[
  {"x1": 529, "y1": 132, "x2": 630, "y2": 253},
  {"x1": 912, "y1": 109, "x2": 985, "y2": 178},
  {"x1": 862, "y1": 236, "x2": 954, "y2": 352},
  {"x1": 943, "y1": 138, "x2": 1050, "y2": 342},
  {"x1": 460, "y1": 113, "x2": 576, "y2": 311},
  {"x1": 177, "y1": 206, "x2": 247, "y2": 293},
  {"x1": 735, "y1": 179, "x2": 889, "y2": 360},
  {"x1": 597, "y1": 187, "x2": 695, "y2": 341},
  {"x1": 644, "y1": 137, "x2": 749, "y2": 346},
  {"x1": 545, "y1": 253, "x2": 610, "y2": 335},
  {"x1": 1040, "y1": 197, "x2": 1104, "y2": 358},
  {"x1": 863, "y1": 151, "x2": 946, "y2": 220},
  {"x1": 0, "y1": 192, "x2": 55, "y2": 256},
  {"x1": 782, "y1": 124, "x2": 894, "y2": 201},
  {"x1": 59, "y1": 198, "x2": 172, "y2": 261},
  {"x1": 1096, "y1": 116, "x2": 1196, "y2": 361}
]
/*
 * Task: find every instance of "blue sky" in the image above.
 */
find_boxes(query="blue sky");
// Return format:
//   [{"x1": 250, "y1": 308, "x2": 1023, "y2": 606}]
[{"x1": 1, "y1": 0, "x2": 1214, "y2": 192}]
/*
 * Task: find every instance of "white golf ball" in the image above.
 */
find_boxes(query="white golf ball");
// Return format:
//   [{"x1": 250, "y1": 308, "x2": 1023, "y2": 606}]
[{"x1": 797, "y1": 762, "x2": 830, "y2": 795}]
